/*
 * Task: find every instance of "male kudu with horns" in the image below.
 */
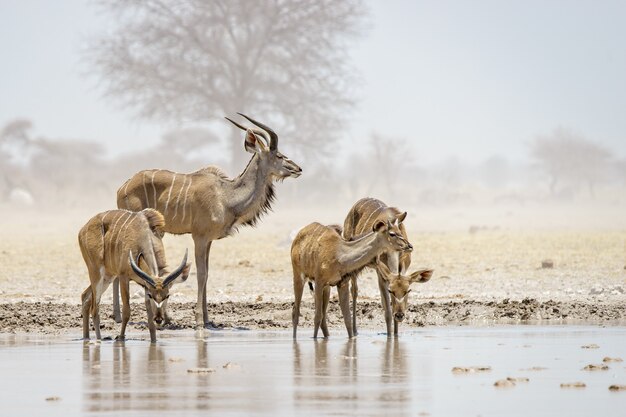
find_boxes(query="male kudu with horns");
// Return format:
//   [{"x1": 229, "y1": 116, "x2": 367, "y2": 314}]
[
  {"x1": 79, "y1": 208, "x2": 190, "y2": 342},
  {"x1": 114, "y1": 114, "x2": 302, "y2": 328}
]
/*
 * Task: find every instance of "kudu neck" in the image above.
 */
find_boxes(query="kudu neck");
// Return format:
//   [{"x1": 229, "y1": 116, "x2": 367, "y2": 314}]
[
  {"x1": 227, "y1": 153, "x2": 273, "y2": 218},
  {"x1": 338, "y1": 232, "x2": 384, "y2": 272}
]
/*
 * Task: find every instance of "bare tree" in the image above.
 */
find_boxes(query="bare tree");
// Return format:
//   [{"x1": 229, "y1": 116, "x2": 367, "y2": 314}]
[
  {"x1": 87, "y1": 0, "x2": 366, "y2": 169},
  {"x1": 29, "y1": 138, "x2": 108, "y2": 206},
  {"x1": 530, "y1": 128, "x2": 612, "y2": 197},
  {"x1": 0, "y1": 119, "x2": 35, "y2": 201},
  {"x1": 346, "y1": 133, "x2": 415, "y2": 201}
]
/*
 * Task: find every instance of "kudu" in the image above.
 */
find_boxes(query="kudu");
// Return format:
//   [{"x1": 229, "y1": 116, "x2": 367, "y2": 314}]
[
  {"x1": 291, "y1": 221, "x2": 412, "y2": 339},
  {"x1": 79, "y1": 208, "x2": 190, "y2": 342},
  {"x1": 376, "y1": 260, "x2": 433, "y2": 329},
  {"x1": 115, "y1": 114, "x2": 302, "y2": 328},
  {"x1": 343, "y1": 197, "x2": 431, "y2": 336}
]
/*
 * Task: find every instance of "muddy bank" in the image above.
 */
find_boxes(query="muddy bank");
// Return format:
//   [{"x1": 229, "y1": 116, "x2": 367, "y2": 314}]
[{"x1": 1, "y1": 298, "x2": 624, "y2": 334}]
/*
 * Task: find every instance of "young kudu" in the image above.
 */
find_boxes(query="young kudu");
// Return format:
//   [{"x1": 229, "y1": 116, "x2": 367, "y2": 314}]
[
  {"x1": 343, "y1": 197, "x2": 429, "y2": 336},
  {"x1": 291, "y1": 221, "x2": 413, "y2": 339},
  {"x1": 375, "y1": 260, "x2": 433, "y2": 330},
  {"x1": 79, "y1": 209, "x2": 190, "y2": 342},
  {"x1": 115, "y1": 114, "x2": 302, "y2": 328}
]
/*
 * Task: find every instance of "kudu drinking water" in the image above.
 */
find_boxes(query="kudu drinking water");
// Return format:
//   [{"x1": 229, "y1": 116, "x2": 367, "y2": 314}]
[{"x1": 79, "y1": 208, "x2": 190, "y2": 342}]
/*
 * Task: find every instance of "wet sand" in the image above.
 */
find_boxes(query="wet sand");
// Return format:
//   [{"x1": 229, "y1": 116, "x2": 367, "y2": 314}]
[
  {"x1": 0, "y1": 299, "x2": 625, "y2": 335},
  {"x1": 1, "y1": 327, "x2": 625, "y2": 416}
]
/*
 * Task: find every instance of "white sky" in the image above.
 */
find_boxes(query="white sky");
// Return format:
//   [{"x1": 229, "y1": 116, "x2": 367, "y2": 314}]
[{"x1": 1, "y1": 0, "x2": 625, "y2": 164}]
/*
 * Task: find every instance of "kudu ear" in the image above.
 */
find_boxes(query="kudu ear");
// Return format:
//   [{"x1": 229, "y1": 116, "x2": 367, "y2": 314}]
[
  {"x1": 409, "y1": 269, "x2": 433, "y2": 284},
  {"x1": 244, "y1": 129, "x2": 268, "y2": 154},
  {"x1": 396, "y1": 211, "x2": 407, "y2": 224},
  {"x1": 376, "y1": 259, "x2": 393, "y2": 281},
  {"x1": 373, "y1": 220, "x2": 387, "y2": 233}
]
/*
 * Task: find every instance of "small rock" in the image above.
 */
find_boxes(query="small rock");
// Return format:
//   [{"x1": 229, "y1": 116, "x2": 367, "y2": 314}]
[
  {"x1": 238, "y1": 260, "x2": 253, "y2": 268},
  {"x1": 187, "y1": 367, "x2": 216, "y2": 374},
  {"x1": 589, "y1": 286, "x2": 604, "y2": 295},
  {"x1": 45, "y1": 396, "x2": 61, "y2": 402},
  {"x1": 609, "y1": 385, "x2": 626, "y2": 391},
  {"x1": 603, "y1": 357, "x2": 623, "y2": 363},
  {"x1": 494, "y1": 379, "x2": 516, "y2": 388},
  {"x1": 561, "y1": 382, "x2": 586, "y2": 389},
  {"x1": 541, "y1": 260, "x2": 554, "y2": 269},
  {"x1": 582, "y1": 364, "x2": 609, "y2": 371},
  {"x1": 581, "y1": 344, "x2": 600, "y2": 349},
  {"x1": 452, "y1": 366, "x2": 491, "y2": 374},
  {"x1": 223, "y1": 362, "x2": 241, "y2": 370},
  {"x1": 256, "y1": 295, "x2": 263, "y2": 302},
  {"x1": 507, "y1": 377, "x2": 529, "y2": 383}
]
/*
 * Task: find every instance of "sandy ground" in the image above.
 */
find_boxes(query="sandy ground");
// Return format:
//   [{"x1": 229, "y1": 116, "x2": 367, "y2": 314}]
[{"x1": 0, "y1": 206, "x2": 625, "y2": 334}]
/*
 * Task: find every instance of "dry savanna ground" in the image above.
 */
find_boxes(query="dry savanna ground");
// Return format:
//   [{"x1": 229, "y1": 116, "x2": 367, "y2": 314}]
[{"x1": 0, "y1": 205, "x2": 625, "y2": 334}]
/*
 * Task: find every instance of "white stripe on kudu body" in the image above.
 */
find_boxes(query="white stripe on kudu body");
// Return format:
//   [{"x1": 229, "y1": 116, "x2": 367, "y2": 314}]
[
  {"x1": 142, "y1": 172, "x2": 150, "y2": 208},
  {"x1": 181, "y1": 177, "x2": 193, "y2": 222},
  {"x1": 151, "y1": 171, "x2": 158, "y2": 209},
  {"x1": 172, "y1": 176, "x2": 187, "y2": 220},
  {"x1": 164, "y1": 174, "x2": 177, "y2": 215}
]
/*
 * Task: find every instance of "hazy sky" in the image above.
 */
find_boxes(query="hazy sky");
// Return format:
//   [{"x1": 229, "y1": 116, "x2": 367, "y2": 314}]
[{"x1": 1, "y1": 0, "x2": 625, "y2": 164}]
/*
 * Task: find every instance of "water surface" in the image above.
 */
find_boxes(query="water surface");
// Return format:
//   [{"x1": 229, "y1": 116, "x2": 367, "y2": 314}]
[{"x1": 1, "y1": 326, "x2": 625, "y2": 416}]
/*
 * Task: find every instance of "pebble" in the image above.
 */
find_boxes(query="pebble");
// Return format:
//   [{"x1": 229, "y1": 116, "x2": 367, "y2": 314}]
[
  {"x1": 187, "y1": 368, "x2": 216, "y2": 374},
  {"x1": 223, "y1": 362, "x2": 241, "y2": 370},
  {"x1": 494, "y1": 379, "x2": 516, "y2": 388},
  {"x1": 452, "y1": 366, "x2": 491, "y2": 374},
  {"x1": 589, "y1": 286, "x2": 604, "y2": 295},
  {"x1": 561, "y1": 382, "x2": 586, "y2": 389},
  {"x1": 541, "y1": 260, "x2": 554, "y2": 269},
  {"x1": 581, "y1": 344, "x2": 600, "y2": 349},
  {"x1": 603, "y1": 357, "x2": 623, "y2": 363},
  {"x1": 609, "y1": 385, "x2": 626, "y2": 391},
  {"x1": 582, "y1": 364, "x2": 609, "y2": 371},
  {"x1": 45, "y1": 396, "x2": 61, "y2": 401},
  {"x1": 507, "y1": 377, "x2": 529, "y2": 383}
]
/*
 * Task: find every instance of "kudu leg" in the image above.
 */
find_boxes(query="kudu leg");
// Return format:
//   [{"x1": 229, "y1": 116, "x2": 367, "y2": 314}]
[
  {"x1": 90, "y1": 285, "x2": 102, "y2": 340},
  {"x1": 112, "y1": 277, "x2": 121, "y2": 323},
  {"x1": 313, "y1": 282, "x2": 325, "y2": 339},
  {"x1": 193, "y1": 236, "x2": 211, "y2": 328},
  {"x1": 350, "y1": 276, "x2": 358, "y2": 336},
  {"x1": 377, "y1": 270, "x2": 393, "y2": 337},
  {"x1": 144, "y1": 289, "x2": 157, "y2": 343},
  {"x1": 117, "y1": 277, "x2": 131, "y2": 340},
  {"x1": 337, "y1": 281, "x2": 354, "y2": 338},
  {"x1": 292, "y1": 272, "x2": 305, "y2": 339},
  {"x1": 320, "y1": 285, "x2": 331, "y2": 338},
  {"x1": 81, "y1": 286, "x2": 92, "y2": 339}
]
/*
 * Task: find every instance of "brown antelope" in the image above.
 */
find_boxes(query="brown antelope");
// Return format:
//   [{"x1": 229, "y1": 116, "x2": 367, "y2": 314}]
[
  {"x1": 375, "y1": 259, "x2": 433, "y2": 329},
  {"x1": 343, "y1": 197, "x2": 423, "y2": 336},
  {"x1": 114, "y1": 114, "x2": 302, "y2": 328},
  {"x1": 291, "y1": 221, "x2": 413, "y2": 339},
  {"x1": 79, "y1": 208, "x2": 190, "y2": 342}
]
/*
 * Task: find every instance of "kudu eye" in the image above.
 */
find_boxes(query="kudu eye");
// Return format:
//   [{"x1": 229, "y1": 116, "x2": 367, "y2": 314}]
[{"x1": 389, "y1": 232, "x2": 397, "y2": 237}]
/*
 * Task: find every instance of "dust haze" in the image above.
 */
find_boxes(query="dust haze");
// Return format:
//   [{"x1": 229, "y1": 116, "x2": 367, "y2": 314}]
[{"x1": 1, "y1": 0, "x2": 625, "y2": 232}]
